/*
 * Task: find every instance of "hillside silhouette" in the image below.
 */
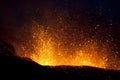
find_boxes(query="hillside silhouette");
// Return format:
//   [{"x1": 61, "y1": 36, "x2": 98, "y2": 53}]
[{"x1": 0, "y1": 39, "x2": 120, "y2": 80}]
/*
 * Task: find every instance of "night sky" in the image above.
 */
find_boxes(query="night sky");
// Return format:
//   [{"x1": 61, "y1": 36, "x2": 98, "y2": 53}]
[
  {"x1": 0, "y1": 0, "x2": 119, "y2": 43},
  {"x1": 0, "y1": 0, "x2": 120, "y2": 47},
  {"x1": 0, "y1": 0, "x2": 120, "y2": 28}
]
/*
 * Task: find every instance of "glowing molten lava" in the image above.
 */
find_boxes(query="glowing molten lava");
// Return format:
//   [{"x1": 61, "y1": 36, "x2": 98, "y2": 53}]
[
  {"x1": 17, "y1": 24, "x2": 108, "y2": 69},
  {"x1": 31, "y1": 39, "x2": 107, "y2": 68}
]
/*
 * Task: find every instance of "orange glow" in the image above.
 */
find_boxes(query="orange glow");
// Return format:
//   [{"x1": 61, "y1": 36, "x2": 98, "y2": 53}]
[{"x1": 16, "y1": 23, "x2": 108, "y2": 69}]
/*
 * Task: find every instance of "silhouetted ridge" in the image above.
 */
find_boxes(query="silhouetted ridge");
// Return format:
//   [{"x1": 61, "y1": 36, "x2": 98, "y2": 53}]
[
  {"x1": 0, "y1": 39, "x2": 15, "y2": 56},
  {"x1": 0, "y1": 39, "x2": 120, "y2": 80}
]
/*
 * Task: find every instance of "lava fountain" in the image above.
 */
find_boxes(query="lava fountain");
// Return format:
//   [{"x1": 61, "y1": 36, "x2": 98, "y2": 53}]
[{"x1": 12, "y1": 21, "x2": 114, "y2": 69}]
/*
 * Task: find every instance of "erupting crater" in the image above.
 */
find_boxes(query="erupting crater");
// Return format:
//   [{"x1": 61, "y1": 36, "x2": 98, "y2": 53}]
[{"x1": 13, "y1": 22, "x2": 113, "y2": 69}]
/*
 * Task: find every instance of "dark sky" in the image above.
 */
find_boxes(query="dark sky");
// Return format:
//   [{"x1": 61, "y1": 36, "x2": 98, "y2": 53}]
[
  {"x1": 0, "y1": 0, "x2": 120, "y2": 42},
  {"x1": 0, "y1": 0, "x2": 120, "y2": 27}
]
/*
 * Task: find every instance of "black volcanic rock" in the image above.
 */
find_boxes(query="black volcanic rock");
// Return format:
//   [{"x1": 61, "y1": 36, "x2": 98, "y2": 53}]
[
  {"x1": 0, "y1": 39, "x2": 16, "y2": 56},
  {"x1": 0, "y1": 55, "x2": 120, "y2": 80},
  {"x1": 0, "y1": 39, "x2": 120, "y2": 80}
]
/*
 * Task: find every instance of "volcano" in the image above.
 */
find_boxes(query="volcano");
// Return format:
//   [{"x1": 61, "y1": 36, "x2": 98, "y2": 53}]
[
  {"x1": 0, "y1": 54, "x2": 120, "y2": 80},
  {"x1": 0, "y1": 40, "x2": 120, "y2": 80}
]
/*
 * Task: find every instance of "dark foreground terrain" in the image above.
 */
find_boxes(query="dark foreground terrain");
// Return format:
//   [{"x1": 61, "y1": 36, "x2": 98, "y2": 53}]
[
  {"x1": 0, "y1": 39, "x2": 120, "y2": 80},
  {"x1": 0, "y1": 55, "x2": 120, "y2": 80}
]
